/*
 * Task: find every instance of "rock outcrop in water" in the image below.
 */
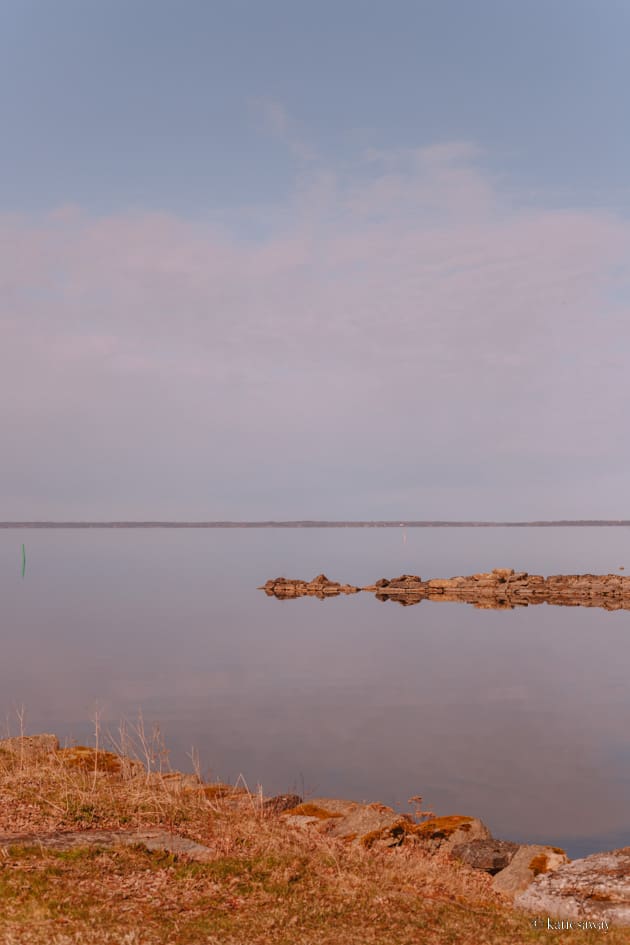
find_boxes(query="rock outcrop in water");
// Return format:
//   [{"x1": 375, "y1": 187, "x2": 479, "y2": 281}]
[
  {"x1": 259, "y1": 573, "x2": 361, "y2": 599},
  {"x1": 259, "y1": 568, "x2": 630, "y2": 610}
]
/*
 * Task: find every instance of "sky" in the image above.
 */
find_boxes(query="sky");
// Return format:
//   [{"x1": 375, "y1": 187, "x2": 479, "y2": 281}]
[{"x1": 2, "y1": 0, "x2": 630, "y2": 520}]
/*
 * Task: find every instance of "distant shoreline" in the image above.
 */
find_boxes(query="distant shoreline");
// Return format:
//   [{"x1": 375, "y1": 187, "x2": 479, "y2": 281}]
[{"x1": 2, "y1": 521, "x2": 630, "y2": 529}]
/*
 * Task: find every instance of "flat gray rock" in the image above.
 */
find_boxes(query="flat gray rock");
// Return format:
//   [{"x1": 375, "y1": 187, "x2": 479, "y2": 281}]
[
  {"x1": 0, "y1": 829, "x2": 214, "y2": 863},
  {"x1": 516, "y1": 847, "x2": 630, "y2": 927}
]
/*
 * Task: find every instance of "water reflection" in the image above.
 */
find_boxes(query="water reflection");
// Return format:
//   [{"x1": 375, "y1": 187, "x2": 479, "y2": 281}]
[{"x1": 3, "y1": 528, "x2": 630, "y2": 857}]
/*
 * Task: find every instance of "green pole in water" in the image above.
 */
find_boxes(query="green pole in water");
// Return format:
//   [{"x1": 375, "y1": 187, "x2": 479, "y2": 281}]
[{"x1": 21, "y1": 544, "x2": 26, "y2": 578}]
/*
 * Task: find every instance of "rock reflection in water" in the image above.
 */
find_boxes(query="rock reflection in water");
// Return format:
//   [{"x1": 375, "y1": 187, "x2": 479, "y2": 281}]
[{"x1": 259, "y1": 568, "x2": 630, "y2": 611}]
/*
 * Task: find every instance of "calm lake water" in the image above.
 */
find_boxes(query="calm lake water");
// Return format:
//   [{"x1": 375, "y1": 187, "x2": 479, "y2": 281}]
[{"x1": 3, "y1": 526, "x2": 630, "y2": 858}]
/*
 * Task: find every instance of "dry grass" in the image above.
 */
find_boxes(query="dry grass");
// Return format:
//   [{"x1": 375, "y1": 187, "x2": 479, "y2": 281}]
[{"x1": 0, "y1": 731, "x2": 623, "y2": 944}]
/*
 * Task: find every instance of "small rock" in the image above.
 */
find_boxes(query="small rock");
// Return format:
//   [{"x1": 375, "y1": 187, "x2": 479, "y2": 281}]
[
  {"x1": 263, "y1": 794, "x2": 303, "y2": 814},
  {"x1": 451, "y1": 838, "x2": 520, "y2": 874},
  {"x1": 492, "y1": 844, "x2": 568, "y2": 896},
  {"x1": 492, "y1": 568, "x2": 515, "y2": 579}
]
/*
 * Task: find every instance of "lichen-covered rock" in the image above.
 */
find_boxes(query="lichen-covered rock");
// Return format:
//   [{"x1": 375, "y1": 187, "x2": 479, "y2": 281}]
[
  {"x1": 282, "y1": 801, "x2": 347, "y2": 829},
  {"x1": 451, "y1": 838, "x2": 520, "y2": 874},
  {"x1": 283, "y1": 802, "x2": 344, "y2": 822},
  {"x1": 492, "y1": 844, "x2": 568, "y2": 896},
  {"x1": 281, "y1": 798, "x2": 407, "y2": 845},
  {"x1": 411, "y1": 815, "x2": 491, "y2": 853},
  {"x1": 355, "y1": 814, "x2": 491, "y2": 853},
  {"x1": 516, "y1": 847, "x2": 630, "y2": 926}
]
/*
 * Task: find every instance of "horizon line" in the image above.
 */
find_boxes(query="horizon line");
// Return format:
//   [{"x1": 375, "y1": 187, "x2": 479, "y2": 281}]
[{"x1": 2, "y1": 520, "x2": 630, "y2": 528}]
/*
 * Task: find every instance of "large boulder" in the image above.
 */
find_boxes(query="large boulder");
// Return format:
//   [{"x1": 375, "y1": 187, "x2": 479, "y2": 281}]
[
  {"x1": 356, "y1": 814, "x2": 492, "y2": 853},
  {"x1": 282, "y1": 798, "x2": 408, "y2": 845},
  {"x1": 492, "y1": 844, "x2": 568, "y2": 896},
  {"x1": 516, "y1": 847, "x2": 630, "y2": 927},
  {"x1": 411, "y1": 816, "x2": 491, "y2": 853},
  {"x1": 325, "y1": 803, "x2": 405, "y2": 841}
]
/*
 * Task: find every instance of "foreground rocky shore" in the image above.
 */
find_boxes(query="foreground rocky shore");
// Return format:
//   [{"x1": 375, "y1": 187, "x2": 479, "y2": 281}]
[
  {"x1": 260, "y1": 568, "x2": 630, "y2": 610},
  {"x1": 1, "y1": 734, "x2": 628, "y2": 936}
]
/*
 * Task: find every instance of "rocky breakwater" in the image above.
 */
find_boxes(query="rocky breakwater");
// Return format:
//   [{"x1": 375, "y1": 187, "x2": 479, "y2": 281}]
[
  {"x1": 259, "y1": 573, "x2": 361, "y2": 600},
  {"x1": 260, "y1": 569, "x2": 630, "y2": 610},
  {"x1": 369, "y1": 569, "x2": 630, "y2": 610}
]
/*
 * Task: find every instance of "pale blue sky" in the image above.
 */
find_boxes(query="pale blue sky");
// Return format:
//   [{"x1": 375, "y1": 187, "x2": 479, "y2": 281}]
[
  {"x1": 2, "y1": 0, "x2": 630, "y2": 215},
  {"x1": 2, "y1": 1, "x2": 630, "y2": 518}
]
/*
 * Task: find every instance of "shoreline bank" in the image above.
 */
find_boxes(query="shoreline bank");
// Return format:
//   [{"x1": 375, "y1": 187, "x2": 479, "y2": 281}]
[{"x1": 1, "y1": 733, "x2": 628, "y2": 937}]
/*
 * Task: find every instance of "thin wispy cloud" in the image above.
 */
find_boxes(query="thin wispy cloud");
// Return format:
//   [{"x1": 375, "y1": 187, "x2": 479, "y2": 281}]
[
  {"x1": 2, "y1": 130, "x2": 629, "y2": 518},
  {"x1": 249, "y1": 96, "x2": 317, "y2": 163}
]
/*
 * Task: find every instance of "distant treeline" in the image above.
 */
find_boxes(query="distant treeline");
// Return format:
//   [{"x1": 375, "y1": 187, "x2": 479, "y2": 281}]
[{"x1": 2, "y1": 521, "x2": 630, "y2": 529}]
